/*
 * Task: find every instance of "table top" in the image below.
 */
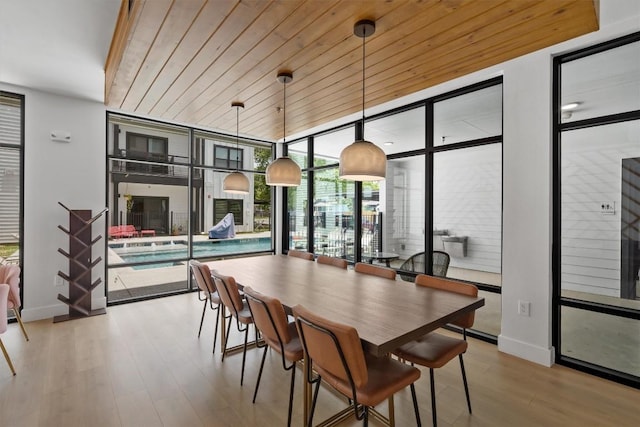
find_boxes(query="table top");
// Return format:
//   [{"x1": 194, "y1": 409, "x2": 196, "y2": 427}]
[
  {"x1": 361, "y1": 251, "x2": 400, "y2": 261},
  {"x1": 209, "y1": 254, "x2": 484, "y2": 357}
]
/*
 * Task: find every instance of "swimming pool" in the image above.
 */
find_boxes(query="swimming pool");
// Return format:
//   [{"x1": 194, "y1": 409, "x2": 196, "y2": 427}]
[{"x1": 110, "y1": 237, "x2": 272, "y2": 268}]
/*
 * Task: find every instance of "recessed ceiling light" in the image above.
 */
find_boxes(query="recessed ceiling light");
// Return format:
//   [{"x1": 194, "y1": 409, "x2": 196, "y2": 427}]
[
  {"x1": 384, "y1": 141, "x2": 394, "y2": 146},
  {"x1": 561, "y1": 102, "x2": 581, "y2": 110}
]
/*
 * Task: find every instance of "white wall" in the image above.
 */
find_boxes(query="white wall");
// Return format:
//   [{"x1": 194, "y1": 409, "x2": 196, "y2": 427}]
[{"x1": 0, "y1": 82, "x2": 106, "y2": 321}]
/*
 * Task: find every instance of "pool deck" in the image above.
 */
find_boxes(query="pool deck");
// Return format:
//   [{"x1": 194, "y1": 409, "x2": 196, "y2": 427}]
[{"x1": 108, "y1": 232, "x2": 271, "y2": 293}]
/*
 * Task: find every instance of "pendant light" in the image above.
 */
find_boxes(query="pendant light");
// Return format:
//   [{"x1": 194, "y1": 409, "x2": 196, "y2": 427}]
[
  {"x1": 339, "y1": 19, "x2": 386, "y2": 181},
  {"x1": 265, "y1": 71, "x2": 301, "y2": 186},
  {"x1": 223, "y1": 102, "x2": 250, "y2": 194}
]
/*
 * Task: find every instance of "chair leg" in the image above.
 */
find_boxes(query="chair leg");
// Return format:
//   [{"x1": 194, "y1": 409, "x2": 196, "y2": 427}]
[
  {"x1": 221, "y1": 319, "x2": 232, "y2": 362},
  {"x1": 287, "y1": 363, "x2": 296, "y2": 427},
  {"x1": 410, "y1": 383, "x2": 421, "y2": 427},
  {"x1": 198, "y1": 300, "x2": 207, "y2": 338},
  {"x1": 429, "y1": 368, "x2": 437, "y2": 427},
  {"x1": 459, "y1": 354, "x2": 472, "y2": 414},
  {"x1": 12, "y1": 309, "x2": 28, "y2": 342},
  {"x1": 240, "y1": 326, "x2": 249, "y2": 386},
  {"x1": 0, "y1": 338, "x2": 16, "y2": 375},
  {"x1": 388, "y1": 395, "x2": 395, "y2": 427},
  {"x1": 212, "y1": 305, "x2": 220, "y2": 354},
  {"x1": 308, "y1": 376, "x2": 321, "y2": 427},
  {"x1": 363, "y1": 406, "x2": 369, "y2": 427},
  {"x1": 253, "y1": 346, "x2": 268, "y2": 403}
]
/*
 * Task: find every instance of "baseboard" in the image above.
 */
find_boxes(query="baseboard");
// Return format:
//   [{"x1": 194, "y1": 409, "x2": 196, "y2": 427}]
[
  {"x1": 21, "y1": 297, "x2": 107, "y2": 322},
  {"x1": 498, "y1": 334, "x2": 555, "y2": 367}
]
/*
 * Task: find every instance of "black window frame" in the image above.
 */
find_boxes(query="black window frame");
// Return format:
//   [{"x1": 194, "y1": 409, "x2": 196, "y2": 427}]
[
  {"x1": 213, "y1": 198, "x2": 244, "y2": 225},
  {"x1": 214, "y1": 144, "x2": 244, "y2": 170}
]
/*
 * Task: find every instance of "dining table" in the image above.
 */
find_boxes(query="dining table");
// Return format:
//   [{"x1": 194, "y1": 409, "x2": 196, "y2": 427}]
[{"x1": 208, "y1": 254, "x2": 485, "y2": 426}]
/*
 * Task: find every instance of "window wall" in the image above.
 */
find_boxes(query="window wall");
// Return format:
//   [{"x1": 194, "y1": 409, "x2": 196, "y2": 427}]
[
  {"x1": 106, "y1": 114, "x2": 273, "y2": 303},
  {"x1": 0, "y1": 92, "x2": 23, "y2": 277},
  {"x1": 554, "y1": 32, "x2": 640, "y2": 385},
  {"x1": 285, "y1": 78, "x2": 503, "y2": 338}
]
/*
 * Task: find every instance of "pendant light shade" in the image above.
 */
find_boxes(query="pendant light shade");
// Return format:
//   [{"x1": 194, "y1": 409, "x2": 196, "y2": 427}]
[
  {"x1": 339, "y1": 139, "x2": 387, "y2": 181},
  {"x1": 223, "y1": 102, "x2": 250, "y2": 194},
  {"x1": 339, "y1": 19, "x2": 386, "y2": 181},
  {"x1": 266, "y1": 71, "x2": 301, "y2": 187}
]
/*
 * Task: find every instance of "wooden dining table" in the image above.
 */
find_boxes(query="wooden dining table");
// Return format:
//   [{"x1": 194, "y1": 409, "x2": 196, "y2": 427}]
[{"x1": 208, "y1": 254, "x2": 485, "y2": 426}]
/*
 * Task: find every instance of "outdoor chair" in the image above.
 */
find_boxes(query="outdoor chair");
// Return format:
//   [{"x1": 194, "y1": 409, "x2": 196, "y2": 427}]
[
  {"x1": 293, "y1": 304, "x2": 422, "y2": 427},
  {"x1": 393, "y1": 274, "x2": 478, "y2": 427},
  {"x1": 399, "y1": 251, "x2": 450, "y2": 282},
  {"x1": 354, "y1": 262, "x2": 397, "y2": 280},
  {"x1": 0, "y1": 265, "x2": 28, "y2": 341},
  {"x1": 0, "y1": 283, "x2": 15, "y2": 375},
  {"x1": 244, "y1": 286, "x2": 304, "y2": 427}
]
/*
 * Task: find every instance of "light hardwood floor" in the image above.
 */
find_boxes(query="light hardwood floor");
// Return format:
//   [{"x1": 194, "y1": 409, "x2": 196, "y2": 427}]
[{"x1": 0, "y1": 293, "x2": 636, "y2": 427}]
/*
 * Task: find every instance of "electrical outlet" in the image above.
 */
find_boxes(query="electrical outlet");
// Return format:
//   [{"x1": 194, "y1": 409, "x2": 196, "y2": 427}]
[
  {"x1": 517, "y1": 300, "x2": 531, "y2": 316},
  {"x1": 54, "y1": 275, "x2": 64, "y2": 287}
]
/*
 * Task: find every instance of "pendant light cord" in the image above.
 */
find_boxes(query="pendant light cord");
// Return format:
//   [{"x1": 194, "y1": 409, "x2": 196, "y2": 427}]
[
  {"x1": 236, "y1": 105, "x2": 239, "y2": 171},
  {"x1": 362, "y1": 30, "x2": 365, "y2": 139},
  {"x1": 283, "y1": 78, "x2": 286, "y2": 144}
]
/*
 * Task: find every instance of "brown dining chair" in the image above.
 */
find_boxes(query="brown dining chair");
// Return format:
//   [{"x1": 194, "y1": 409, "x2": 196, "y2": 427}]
[
  {"x1": 293, "y1": 304, "x2": 422, "y2": 427},
  {"x1": 316, "y1": 254, "x2": 348, "y2": 269},
  {"x1": 287, "y1": 249, "x2": 314, "y2": 261},
  {"x1": 354, "y1": 262, "x2": 397, "y2": 280},
  {"x1": 0, "y1": 283, "x2": 16, "y2": 375},
  {"x1": 209, "y1": 268, "x2": 255, "y2": 386},
  {"x1": 190, "y1": 260, "x2": 222, "y2": 354},
  {"x1": 393, "y1": 274, "x2": 478, "y2": 427},
  {"x1": 244, "y1": 286, "x2": 304, "y2": 427},
  {"x1": 0, "y1": 265, "x2": 28, "y2": 341}
]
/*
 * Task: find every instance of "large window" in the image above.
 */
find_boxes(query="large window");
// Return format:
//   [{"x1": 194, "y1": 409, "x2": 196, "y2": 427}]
[
  {"x1": 554, "y1": 32, "x2": 640, "y2": 386},
  {"x1": 0, "y1": 92, "x2": 23, "y2": 272},
  {"x1": 107, "y1": 114, "x2": 273, "y2": 304},
  {"x1": 284, "y1": 79, "x2": 503, "y2": 339}
]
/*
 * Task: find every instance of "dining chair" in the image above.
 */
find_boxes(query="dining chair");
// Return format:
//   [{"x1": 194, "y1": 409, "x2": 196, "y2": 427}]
[
  {"x1": 392, "y1": 274, "x2": 478, "y2": 427},
  {"x1": 287, "y1": 250, "x2": 314, "y2": 261},
  {"x1": 0, "y1": 265, "x2": 28, "y2": 341},
  {"x1": 293, "y1": 304, "x2": 422, "y2": 427},
  {"x1": 316, "y1": 254, "x2": 348, "y2": 269},
  {"x1": 354, "y1": 262, "x2": 397, "y2": 280},
  {"x1": 190, "y1": 260, "x2": 222, "y2": 354},
  {"x1": 209, "y1": 268, "x2": 255, "y2": 386},
  {"x1": 0, "y1": 283, "x2": 16, "y2": 375},
  {"x1": 244, "y1": 286, "x2": 304, "y2": 427}
]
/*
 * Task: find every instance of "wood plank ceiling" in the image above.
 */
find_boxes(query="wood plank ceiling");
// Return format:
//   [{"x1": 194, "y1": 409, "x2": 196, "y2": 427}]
[{"x1": 105, "y1": 0, "x2": 598, "y2": 141}]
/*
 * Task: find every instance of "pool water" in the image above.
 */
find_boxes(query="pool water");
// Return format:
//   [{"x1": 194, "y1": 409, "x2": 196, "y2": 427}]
[{"x1": 111, "y1": 237, "x2": 272, "y2": 268}]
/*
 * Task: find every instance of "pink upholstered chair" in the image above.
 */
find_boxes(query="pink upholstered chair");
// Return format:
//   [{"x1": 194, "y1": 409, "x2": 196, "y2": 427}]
[
  {"x1": 0, "y1": 265, "x2": 28, "y2": 341},
  {"x1": 190, "y1": 260, "x2": 222, "y2": 354},
  {"x1": 0, "y1": 283, "x2": 16, "y2": 375}
]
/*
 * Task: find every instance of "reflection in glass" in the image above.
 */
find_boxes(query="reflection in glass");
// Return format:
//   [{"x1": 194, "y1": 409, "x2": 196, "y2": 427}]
[
  {"x1": 313, "y1": 126, "x2": 354, "y2": 167},
  {"x1": 288, "y1": 172, "x2": 309, "y2": 251},
  {"x1": 561, "y1": 41, "x2": 640, "y2": 124},
  {"x1": 287, "y1": 139, "x2": 308, "y2": 169},
  {"x1": 386, "y1": 156, "x2": 425, "y2": 275},
  {"x1": 366, "y1": 106, "x2": 425, "y2": 155},
  {"x1": 561, "y1": 121, "x2": 640, "y2": 308},
  {"x1": 434, "y1": 145, "x2": 502, "y2": 286},
  {"x1": 434, "y1": 84, "x2": 502, "y2": 145},
  {"x1": 561, "y1": 306, "x2": 640, "y2": 376},
  {"x1": 313, "y1": 168, "x2": 355, "y2": 261}
]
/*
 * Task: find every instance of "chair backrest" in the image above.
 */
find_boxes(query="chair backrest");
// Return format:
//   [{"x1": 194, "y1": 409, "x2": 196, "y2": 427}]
[
  {"x1": 399, "y1": 251, "x2": 450, "y2": 281},
  {"x1": 190, "y1": 260, "x2": 216, "y2": 295},
  {"x1": 354, "y1": 262, "x2": 396, "y2": 280},
  {"x1": 293, "y1": 304, "x2": 368, "y2": 388},
  {"x1": 317, "y1": 255, "x2": 348, "y2": 269},
  {"x1": 0, "y1": 265, "x2": 21, "y2": 308},
  {"x1": 210, "y1": 269, "x2": 244, "y2": 314},
  {"x1": 244, "y1": 286, "x2": 292, "y2": 349},
  {"x1": 287, "y1": 250, "x2": 314, "y2": 261},
  {"x1": 415, "y1": 274, "x2": 478, "y2": 328},
  {"x1": 0, "y1": 284, "x2": 8, "y2": 334},
  {"x1": 432, "y1": 251, "x2": 450, "y2": 277}
]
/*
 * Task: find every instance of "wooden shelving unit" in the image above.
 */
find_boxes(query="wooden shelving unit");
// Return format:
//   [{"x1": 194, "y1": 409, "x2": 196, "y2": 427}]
[{"x1": 54, "y1": 202, "x2": 108, "y2": 323}]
